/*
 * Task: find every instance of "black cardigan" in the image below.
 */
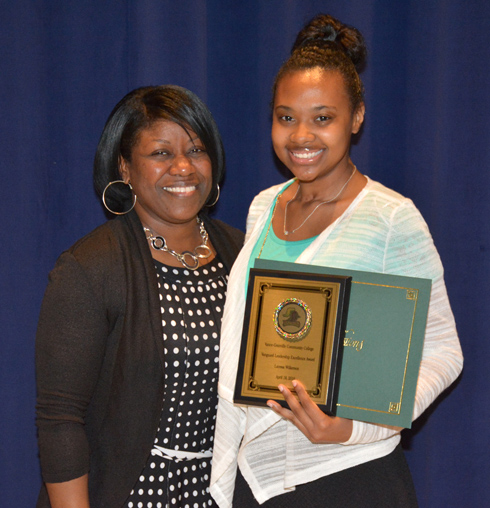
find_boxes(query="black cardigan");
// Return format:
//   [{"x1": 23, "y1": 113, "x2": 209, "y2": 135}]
[{"x1": 35, "y1": 211, "x2": 244, "y2": 508}]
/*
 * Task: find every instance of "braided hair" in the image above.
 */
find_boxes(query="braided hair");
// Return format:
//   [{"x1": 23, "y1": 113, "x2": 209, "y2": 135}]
[{"x1": 273, "y1": 14, "x2": 367, "y2": 112}]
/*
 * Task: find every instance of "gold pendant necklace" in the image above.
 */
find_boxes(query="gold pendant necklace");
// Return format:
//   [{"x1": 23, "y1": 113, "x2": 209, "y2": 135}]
[{"x1": 283, "y1": 166, "x2": 357, "y2": 236}]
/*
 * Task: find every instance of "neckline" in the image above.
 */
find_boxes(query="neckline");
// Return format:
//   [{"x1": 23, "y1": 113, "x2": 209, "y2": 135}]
[
  {"x1": 152, "y1": 255, "x2": 224, "y2": 277},
  {"x1": 292, "y1": 176, "x2": 373, "y2": 265},
  {"x1": 268, "y1": 225, "x2": 318, "y2": 245},
  {"x1": 272, "y1": 175, "x2": 371, "y2": 240}
]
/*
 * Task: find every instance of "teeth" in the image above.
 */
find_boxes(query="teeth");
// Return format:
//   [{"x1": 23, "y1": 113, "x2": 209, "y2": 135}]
[
  {"x1": 292, "y1": 150, "x2": 323, "y2": 159},
  {"x1": 163, "y1": 186, "x2": 197, "y2": 193}
]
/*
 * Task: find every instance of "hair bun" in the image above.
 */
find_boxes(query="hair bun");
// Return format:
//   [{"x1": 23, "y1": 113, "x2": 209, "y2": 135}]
[{"x1": 292, "y1": 14, "x2": 367, "y2": 71}]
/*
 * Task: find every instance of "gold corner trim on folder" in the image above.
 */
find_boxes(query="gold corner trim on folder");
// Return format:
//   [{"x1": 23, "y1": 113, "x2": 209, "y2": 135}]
[
  {"x1": 389, "y1": 402, "x2": 401, "y2": 414},
  {"x1": 406, "y1": 289, "x2": 418, "y2": 300}
]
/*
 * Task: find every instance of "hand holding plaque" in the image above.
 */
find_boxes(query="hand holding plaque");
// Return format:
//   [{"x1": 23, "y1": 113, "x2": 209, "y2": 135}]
[{"x1": 267, "y1": 379, "x2": 354, "y2": 444}]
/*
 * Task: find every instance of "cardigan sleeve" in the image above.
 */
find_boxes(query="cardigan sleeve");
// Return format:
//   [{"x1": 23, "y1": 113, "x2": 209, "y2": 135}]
[
  {"x1": 344, "y1": 201, "x2": 463, "y2": 445},
  {"x1": 35, "y1": 243, "x2": 115, "y2": 483}
]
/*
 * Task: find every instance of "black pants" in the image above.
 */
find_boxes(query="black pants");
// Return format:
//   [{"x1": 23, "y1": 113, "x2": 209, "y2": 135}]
[{"x1": 233, "y1": 444, "x2": 418, "y2": 508}]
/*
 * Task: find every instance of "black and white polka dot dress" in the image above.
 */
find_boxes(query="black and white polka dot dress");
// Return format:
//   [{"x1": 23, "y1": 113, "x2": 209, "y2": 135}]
[{"x1": 125, "y1": 257, "x2": 228, "y2": 508}]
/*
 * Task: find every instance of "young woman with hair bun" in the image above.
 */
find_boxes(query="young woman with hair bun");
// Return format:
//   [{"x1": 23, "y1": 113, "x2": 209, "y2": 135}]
[{"x1": 210, "y1": 14, "x2": 462, "y2": 508}]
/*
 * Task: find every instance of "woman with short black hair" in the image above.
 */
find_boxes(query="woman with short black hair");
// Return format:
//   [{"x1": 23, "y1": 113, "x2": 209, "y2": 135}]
[{"x1": 36, "y1": 85, "x2": 243, "y2": 508}]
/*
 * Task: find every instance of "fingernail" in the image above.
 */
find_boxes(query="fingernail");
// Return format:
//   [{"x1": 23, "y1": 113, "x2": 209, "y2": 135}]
[
  {"x1": 292, "y1": 380, "x2": 297, "y2": 388},
  {"x1": 267, "y1": 401, "x2": 275, "y2": 408},
  {"x1": 278, "y1": 385, "x2": 285, "y2": 393}
]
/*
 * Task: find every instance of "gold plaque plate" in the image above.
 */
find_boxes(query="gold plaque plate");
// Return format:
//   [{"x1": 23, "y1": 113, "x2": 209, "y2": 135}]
[{"x1": 234, "y1": 268, "x2": 351, "y2": 414}]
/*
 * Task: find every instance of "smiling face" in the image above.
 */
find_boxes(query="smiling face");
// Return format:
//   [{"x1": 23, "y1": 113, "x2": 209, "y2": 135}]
[
  {"x1": 272, "y1": 68, "x2": 364, "y2": 186},
  {"x1": 119, "y1": 120, "x2": 212, "y2": 230}
]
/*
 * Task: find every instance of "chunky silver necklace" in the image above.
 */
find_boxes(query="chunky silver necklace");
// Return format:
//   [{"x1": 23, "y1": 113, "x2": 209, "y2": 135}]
[
  {"x1": 284, "y1": 166, "x2": 357, "y2": 236},
  {"x1": 143, "y1": 217, "x2": 212, "y2": 270}
]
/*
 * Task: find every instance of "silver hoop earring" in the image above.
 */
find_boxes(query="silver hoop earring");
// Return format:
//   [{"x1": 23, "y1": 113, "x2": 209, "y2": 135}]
[
  {"x1": 102, "y1": 180, "x2": 137, "y2": 215},
  {"x1": 207, "y1": 184, "x2": 220, "y2": 207}
]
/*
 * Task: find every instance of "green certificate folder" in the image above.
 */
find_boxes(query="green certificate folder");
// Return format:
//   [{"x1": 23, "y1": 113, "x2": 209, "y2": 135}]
[{"x1": 253, "y1": 259, "x2": 432, "y2": 428}]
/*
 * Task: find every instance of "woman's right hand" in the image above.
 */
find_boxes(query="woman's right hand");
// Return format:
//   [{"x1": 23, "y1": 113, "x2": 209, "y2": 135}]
[{"x1": 267, "y1": 379, "x2": 353, "y2": 444}]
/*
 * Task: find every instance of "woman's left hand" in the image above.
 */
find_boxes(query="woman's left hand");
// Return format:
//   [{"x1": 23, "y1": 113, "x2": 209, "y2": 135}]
[{"x1": 267, "y1": 379, "x2": 353, "y2": 444}]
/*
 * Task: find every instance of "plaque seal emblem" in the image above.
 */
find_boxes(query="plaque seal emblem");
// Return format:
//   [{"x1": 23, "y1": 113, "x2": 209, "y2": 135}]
[{"x1": 273, "y1": 298, "x2": 312, "y2": 342}]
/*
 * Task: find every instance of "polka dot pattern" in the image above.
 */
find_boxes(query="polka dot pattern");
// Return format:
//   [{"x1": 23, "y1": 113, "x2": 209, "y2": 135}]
[{"x1": 125, "y1": 258, "x2": 228, "y2": 508}]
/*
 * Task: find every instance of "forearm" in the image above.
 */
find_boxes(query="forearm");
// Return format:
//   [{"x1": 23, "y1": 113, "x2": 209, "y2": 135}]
[{"x1": 46, "y1": 475, "x2": 90, "y2": 508}]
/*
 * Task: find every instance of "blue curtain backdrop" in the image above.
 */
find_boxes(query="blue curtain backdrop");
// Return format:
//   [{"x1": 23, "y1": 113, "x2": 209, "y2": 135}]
[{"x1": 1, "y1": 1, "x2": 488, "y2": 506}]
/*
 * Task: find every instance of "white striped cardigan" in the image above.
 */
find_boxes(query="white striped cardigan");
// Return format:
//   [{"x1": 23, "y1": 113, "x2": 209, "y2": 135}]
[{"x1": 210, "y1": 177, "x2": 463, "y2": 507}]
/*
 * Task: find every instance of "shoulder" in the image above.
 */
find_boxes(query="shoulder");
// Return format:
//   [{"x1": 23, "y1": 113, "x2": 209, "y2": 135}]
[
  {"x1": 361, "y1": 179, "x2": 441, "y2": 278},
  {"x1": 361, "y1": 178, "x2": 428, "y2": 229},
  {"x1": 63, "y1": 218, "x2": 128, "y2": 270},
  {"x1": 49, "y1": 217, "x2": 136, "y2": 294},
  {"x1": 363, "y1": 178, "x2": 413, "y2": 210},
  {"x1": 249, "y1": 182, "x2": 289, "y2": 212},
  {"x1": 246, "y1": 181, "x2": 292, "y2": 234},
  {"x1": 203, "y1": 216, "x2": 245, "y2": 269},
  {"x1": 43, "y1": 215, "x2": 148, "y2": 321}
]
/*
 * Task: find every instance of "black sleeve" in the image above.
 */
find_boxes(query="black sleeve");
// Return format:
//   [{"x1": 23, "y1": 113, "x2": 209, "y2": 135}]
[{"x1": 35, "y1": 246, "x2": 114, "y2": 483}]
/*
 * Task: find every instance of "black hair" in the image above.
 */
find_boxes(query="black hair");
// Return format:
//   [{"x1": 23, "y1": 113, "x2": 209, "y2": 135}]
[
  {"x1": 273, "y1": 14, "x2": 367, "y2": 112},
  {"x1": 93, "y1": 85, "x2": 224, "y2": 212}
]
